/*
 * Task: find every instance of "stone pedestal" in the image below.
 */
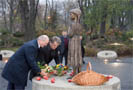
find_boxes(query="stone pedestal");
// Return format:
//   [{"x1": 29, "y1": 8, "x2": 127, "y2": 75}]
[
  {"x1": 0, "y1": 61, "x2": 6, "y2": 69},
  {"x1": 0, "y1": 50, "x2": 14, "y2": 62},
  {"x1": 32, "y1": 74, "x2": 121, "y2": 90}
]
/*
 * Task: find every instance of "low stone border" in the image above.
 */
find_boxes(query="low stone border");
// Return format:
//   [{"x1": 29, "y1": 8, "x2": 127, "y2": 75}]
[{"x1": 97, "y1": 50, "x2": 118, "y2": 60}]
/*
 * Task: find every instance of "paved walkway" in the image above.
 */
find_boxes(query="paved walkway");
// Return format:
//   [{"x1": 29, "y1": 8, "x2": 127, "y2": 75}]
[
  {"x1": 0, "y1": 57, "x2": 133, "y2": 90},
  {"x1": 83, "y1": 57, "x2": 133, "y2": 90}
]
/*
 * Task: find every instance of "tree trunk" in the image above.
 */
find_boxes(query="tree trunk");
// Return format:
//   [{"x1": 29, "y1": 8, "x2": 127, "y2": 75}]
[
  {"x1": 100, "y1": 8, "x2": 107, "y2": 36},
  {"x1": 8, "y1": 0, "x2": 14, "y2": 33},
  {"x1": 110, "y1": 10, "x2": 116, "y2": 29},
  {"x1": 19, "y1": 0, "x2": 29, "y2": 41},
  {"x1": 1, "y1": 0, "x2": 8, "y2": 30},
  {"x1": 19, "y1": 0, "x2": 39, "y2": 41},
  {"x1": 100, "y1": 18, "x2": 106, "y2": 36},
  {"x1": 44, "y1": 0, "x2": 48, "y2": 29}
]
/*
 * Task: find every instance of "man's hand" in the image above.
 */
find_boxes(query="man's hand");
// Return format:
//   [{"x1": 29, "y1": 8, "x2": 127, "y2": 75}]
[
  {"x1": 53, "y1": 70, "x2": 57, "y2": 74},
  {"x1": 40, "y1": 70, "x2": 47, "y2": 76},
  {"x1": 44, "y1": 64, "x2": 48, "y2": 67},
  {"x1": 40, "y1": 70, "x2": 51, "y2": 77}
]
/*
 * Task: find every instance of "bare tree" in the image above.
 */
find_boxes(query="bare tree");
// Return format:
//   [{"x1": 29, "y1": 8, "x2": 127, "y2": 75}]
[
  {"x1": 0, "y1": 0, "x2": 8, "y2": 30},
  {"x1": 36, "y1": 4, "x2": 45, "y2": 29},
  {"x1": 18, "y1": 0, "x2": 39, "y2": 41},
  {"x1": 63, "y1": 2, "x2": 67, "y2": 26},
  {"x1": 45, "y1": 0, "x2": 58, "y2": 30},
  {"x1": 62, "y1": 0, "x2": 77, "y2": 26},
  {"x1": 7, "y1": 0, "x2": 18, "y2": 33},
  {"x1": 44, "y1": 0, "x2": 48, "y2": 29}
]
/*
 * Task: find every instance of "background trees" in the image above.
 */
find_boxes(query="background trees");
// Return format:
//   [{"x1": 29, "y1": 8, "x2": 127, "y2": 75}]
[
  {"x1": 78, "y1": 0, "x2": 133, "y2": 35},
  {"x1": 0, "y1": 0, "x2": 133, "y2": 53}
]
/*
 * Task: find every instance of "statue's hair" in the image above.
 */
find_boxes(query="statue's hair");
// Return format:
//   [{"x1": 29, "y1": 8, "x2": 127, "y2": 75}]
[{"x1": 70, "y1": 8, "x2": 81, "y2": 23}]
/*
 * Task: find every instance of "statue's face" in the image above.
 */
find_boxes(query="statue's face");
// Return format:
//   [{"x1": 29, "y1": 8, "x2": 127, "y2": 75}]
[{"x1": 70, "y1": 13, "x2": 77, "y2": 20}]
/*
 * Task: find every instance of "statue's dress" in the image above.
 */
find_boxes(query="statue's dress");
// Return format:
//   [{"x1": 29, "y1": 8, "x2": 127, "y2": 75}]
[{"x1": 67, "y1": 23, "x2": 83, "y2": 69}]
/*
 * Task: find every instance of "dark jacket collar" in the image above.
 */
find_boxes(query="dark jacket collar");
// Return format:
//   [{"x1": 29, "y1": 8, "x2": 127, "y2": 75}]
[{"x1": 32, "y1": 39, "x2": 39, "y2": 49}]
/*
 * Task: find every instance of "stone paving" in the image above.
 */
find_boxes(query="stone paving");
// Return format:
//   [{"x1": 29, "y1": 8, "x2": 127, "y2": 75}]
[
  {"x1": 0, "y1": 57, "x2": 133, "y2": 90},
  {"x1": 83, "y1": 57, "x2": 133, "y2": 90}
]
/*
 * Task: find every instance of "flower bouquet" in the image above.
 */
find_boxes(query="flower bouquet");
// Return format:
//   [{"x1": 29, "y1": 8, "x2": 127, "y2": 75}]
[
  {"x1": 37, "y1": 62, "x2": 54, "y2": 77},
  {"x1": 38, "y1": 62, "x2": 70, "y2": 77},
  {"x1": 53, "y1": 64, "x2": 69, "y2": 76}
]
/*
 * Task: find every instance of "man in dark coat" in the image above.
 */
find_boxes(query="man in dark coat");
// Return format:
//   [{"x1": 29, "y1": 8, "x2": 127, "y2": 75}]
[
  {"x1": 29, "y1": 36, "x2": 61, "y2": 80},
  {"x1": 59, "y1": 31, "x2": 69, "y2": 65},
  {"x1": 2, "y1": 35, "x2": 49, "y2": 90},
  {"x1": 38, "y1": 36, "x2": 61, "y2": 65}
]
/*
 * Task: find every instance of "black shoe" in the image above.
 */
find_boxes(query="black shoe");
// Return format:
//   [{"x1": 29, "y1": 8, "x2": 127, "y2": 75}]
[{"x1": 83, "y1": 60, "x2": 85, "y2": 64}]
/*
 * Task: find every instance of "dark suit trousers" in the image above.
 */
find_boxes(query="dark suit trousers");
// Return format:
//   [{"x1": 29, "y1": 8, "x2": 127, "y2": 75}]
[
  {"x1": 0, "y1": 54, "x2": 2, "y2": 60},
  {"x1": 7, "y1": 82, "x2": 25, "y2": 90},
  {"x1": 61, "y1": 50, "x2": 68, "y2": 65}
]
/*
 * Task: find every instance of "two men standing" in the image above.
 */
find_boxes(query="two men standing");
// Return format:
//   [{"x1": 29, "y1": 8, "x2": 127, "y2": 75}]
[
  {"x1": 37, "y1": 36, "x2": 62, "y2": 65},
  {"x1": 2, "y1": 33, "x2": 85, "y2": 90},
  {"x1": 2, "y1": 35, "x2": 49, "y2": 90}
]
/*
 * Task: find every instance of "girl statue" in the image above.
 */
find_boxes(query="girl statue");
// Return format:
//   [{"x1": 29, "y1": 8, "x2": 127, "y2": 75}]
[{"x1": 67, "y1": 8, "x2": 83, "y2": 77}]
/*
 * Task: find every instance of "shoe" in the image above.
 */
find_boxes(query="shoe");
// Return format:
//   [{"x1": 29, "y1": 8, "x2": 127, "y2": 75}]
[{"x1": 83, "y1": 60, "x2": 85, "y2": 64}]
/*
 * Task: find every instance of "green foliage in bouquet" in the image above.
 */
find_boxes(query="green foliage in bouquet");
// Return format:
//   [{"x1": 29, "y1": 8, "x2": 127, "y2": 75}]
[
  {"x1": 37, "y1": 62, "x2": 46, "y2": 69},
  {"x1": 43, "y1": 65, "x2": 54, "y2": 73},
  {"x1": 53, "y1": 64, "x2": 69, "y2": 76},
  {"x1": 37, "y1": 61, "x2": 54, "y2": 74},
  {"x1": 38, "y1": 62, "x2": 70, "y2": 76}
]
